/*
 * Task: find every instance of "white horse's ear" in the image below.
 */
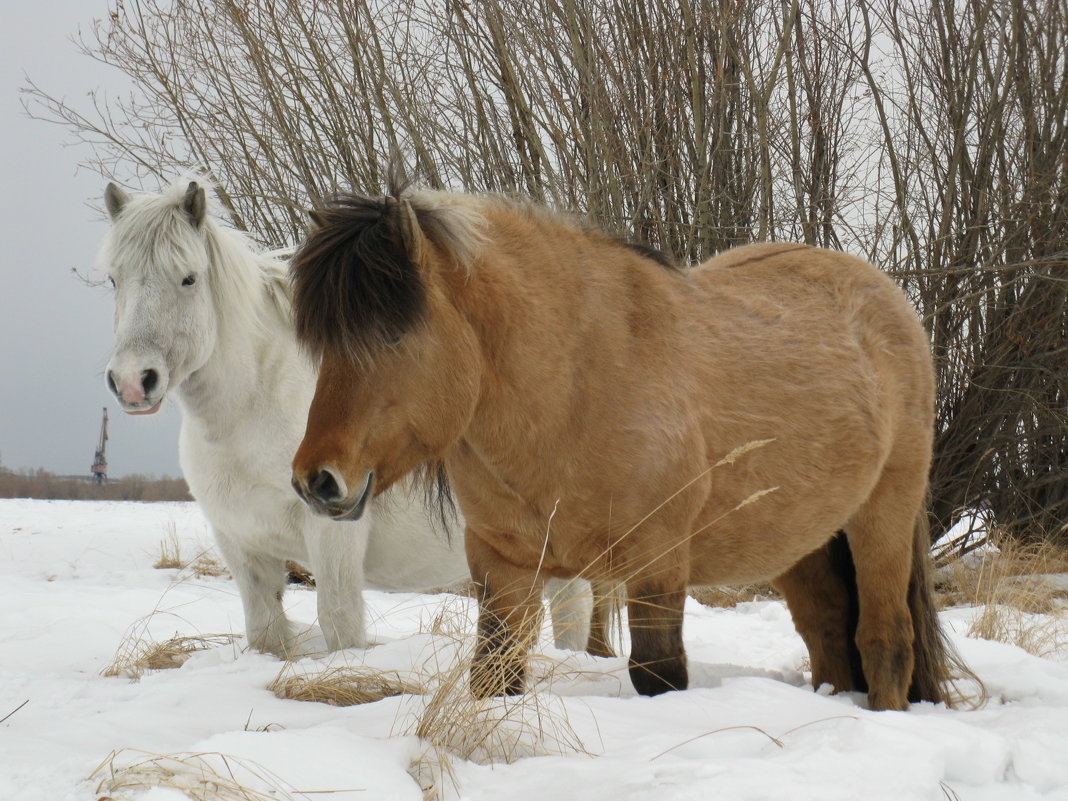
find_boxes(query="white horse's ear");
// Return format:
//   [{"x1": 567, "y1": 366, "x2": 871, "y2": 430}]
[
  {"x1": 104, "y1": 183, "x2": 129, "y2": 220},
  {"x1": 397, "y1": 199, "x2": 426, "y2": 266},
  {"x1": 181, "y1": 181, "x2": 207, "y2": 228}
]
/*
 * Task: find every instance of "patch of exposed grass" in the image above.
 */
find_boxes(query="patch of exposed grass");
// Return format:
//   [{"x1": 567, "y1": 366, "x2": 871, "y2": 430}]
[
  {"x1": 269, "y1": 665, "x2": 420, "y2": 706},
  {"x1": 424, "y1": 578, "x2": 477, "y2": 597},
  {"x1": 153, "y1": 523, "x2": 185, "y2": 570},
  {"x1": 284, "y1": 560, "x2": 315, "y2": 588},
  {"x1": 90, "y1": 748, "x2": 303, "y2": 801},
  {"x1": 938, "y1": 539, "x2": 1068, "y2": 657},
  {"x1": 404, "y1": 599, "x2": 587, "y2": 798},
  {"x1": 191, "y1": 552, "x2": 229, "y2": 579},
  {"x1": 152, "y1": 525, "x2": 230, "y2": 579},
  {"x1": 102, "y1": 631, "x2": 241, "y2": 679},
  {"x1": 102, "y1": 597, "x2": 241, "y2": 679}
]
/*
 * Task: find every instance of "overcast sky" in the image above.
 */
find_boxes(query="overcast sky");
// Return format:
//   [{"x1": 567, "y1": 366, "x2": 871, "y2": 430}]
[{"x1": 1, "y1": 3, "x2": 183, "y2": 478}]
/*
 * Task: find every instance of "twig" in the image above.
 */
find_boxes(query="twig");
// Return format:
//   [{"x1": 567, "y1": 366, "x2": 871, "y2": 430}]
[{"x1": 0, "y1": 699, "x2": 29, "y2": 725}]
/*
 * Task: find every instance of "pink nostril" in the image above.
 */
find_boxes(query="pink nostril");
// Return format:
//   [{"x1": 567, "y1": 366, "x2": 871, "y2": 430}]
[
  {"x1": 116, "y1": 375, "x2": 147, "y2": 404},
  {"x1": 110, "y1": 368, "x2": 160, "y2": 404}
]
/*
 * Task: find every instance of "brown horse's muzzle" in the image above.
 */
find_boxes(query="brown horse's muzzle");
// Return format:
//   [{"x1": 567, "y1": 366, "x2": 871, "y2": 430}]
[{"x1": 292, "y1": 466, "x2": 374, "y2": 522}]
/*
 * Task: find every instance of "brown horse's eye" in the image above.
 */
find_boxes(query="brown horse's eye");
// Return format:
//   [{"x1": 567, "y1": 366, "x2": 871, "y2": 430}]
[{"x1": 181, "y1": 274, "x2": 197, "y2": 287}]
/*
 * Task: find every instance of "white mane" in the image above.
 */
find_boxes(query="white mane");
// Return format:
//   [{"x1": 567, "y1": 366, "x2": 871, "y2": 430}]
[{"x1": 99, "y1": 175, "x2": 291, "y2": 339}]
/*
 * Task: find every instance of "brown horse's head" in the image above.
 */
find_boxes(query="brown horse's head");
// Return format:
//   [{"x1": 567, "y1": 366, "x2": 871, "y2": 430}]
[{"x1": 289, "y1": 187, "x2": 484, "y2": 521}]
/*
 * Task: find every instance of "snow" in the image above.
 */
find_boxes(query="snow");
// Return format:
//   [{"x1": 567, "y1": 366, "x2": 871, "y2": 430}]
[{"x1": 2, "y1": 499, "x2": 1067, "y2": 800}]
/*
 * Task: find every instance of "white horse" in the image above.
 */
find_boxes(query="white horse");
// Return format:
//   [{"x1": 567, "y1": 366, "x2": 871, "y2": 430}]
[{"x1": 99, "y1": 176, "x2": 600, "y2": 657}]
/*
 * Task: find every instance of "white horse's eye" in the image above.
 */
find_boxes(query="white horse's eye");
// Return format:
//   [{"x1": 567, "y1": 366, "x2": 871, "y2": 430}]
[
  {"x1": 181, "y1": 274, "x2": 197, "y2": 287},
  {"x1": 107, "y1": 276, "x2": 116, "y2": 288}
]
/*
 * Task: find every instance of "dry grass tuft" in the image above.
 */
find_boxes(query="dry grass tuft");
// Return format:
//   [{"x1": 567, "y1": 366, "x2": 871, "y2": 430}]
[
  {"x1": 413, "y1": 651, "x2": 585, "y2": 762},
  {"x1": 938, "y1": 539, "x2": 1068, "y2": 657},
  {"x1": 190, "y1": 553, "x2": 230, "y2": 579},
  {"x1": 152, "y1": 525, "x2": 230, "y2": 579},
  {"x1": 423, "y1": 578, "x2": 477, "y2": 597},
  {"x1": 102, "y1": 600, "x2": 240, "y2": 679},
  {"x1": 90, "y1": 748, "x2": 303, "y2": 801},
  {"x1": 968, "y1": 604, "x2": 1067, "y2": 659},
  {"x1": 102, "y1": 632, "x2": 241, "y2": 679},
  {"x1": 284, "y1": 560, "x2": 315, "y2": 587},
  {"x1": 405, "y1": 599, "x2": 588, "y2": 798},
  {"x1": 689, "y1": 583, "x2": 780, "y2": 609},
  {"x1": 269, "y1": 665, "x2": 421, "y2": 706},
  {"x1": 153, "y1": 523, "x2": 185, "y2": 570}
]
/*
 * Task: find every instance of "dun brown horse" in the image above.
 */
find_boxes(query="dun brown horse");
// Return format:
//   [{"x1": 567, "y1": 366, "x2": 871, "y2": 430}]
[{"x1": 289, "y1": 184, "x2": 959, "y2": 711}]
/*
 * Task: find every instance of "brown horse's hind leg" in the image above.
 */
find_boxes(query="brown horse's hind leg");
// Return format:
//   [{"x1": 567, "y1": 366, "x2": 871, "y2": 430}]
[
  {"x1": 627, "y1": 576, "x2": 688, "y2": 696},
  {"x1": 587, "y1": 580, "x2": 623, "y2": 658},
  {"x1": 466, "y1": 534, "x2": 543, "y2": 697},
  {"x1": 773, "y1": 533, "x2": 866, "y2": 695},
  {"x1": 846, "y1": 469, "x2": 926, "y2": 711}
]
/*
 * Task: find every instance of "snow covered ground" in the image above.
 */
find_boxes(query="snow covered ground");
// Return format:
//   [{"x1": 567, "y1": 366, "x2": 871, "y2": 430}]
[{"x1": 2, "y1": 498, "x2": 1067, "y2": 800}]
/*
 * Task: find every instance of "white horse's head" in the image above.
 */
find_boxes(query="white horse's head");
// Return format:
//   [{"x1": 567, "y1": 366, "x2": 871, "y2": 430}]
[{"x1": 100, "y1": 179, "x2": 218, "y2": 415}]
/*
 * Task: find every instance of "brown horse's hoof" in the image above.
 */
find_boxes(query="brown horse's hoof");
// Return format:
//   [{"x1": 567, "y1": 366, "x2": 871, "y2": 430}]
[
  {"x1": 470, "y1": 662, "x2": 526, "y2": 698},
  {"x1": 629, "y1": 656, "x2": 689, "y2": 696}
]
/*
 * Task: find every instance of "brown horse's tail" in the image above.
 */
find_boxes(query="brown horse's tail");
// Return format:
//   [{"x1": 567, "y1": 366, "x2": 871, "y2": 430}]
[
  {"x1": 906, "y1": 505, "x2": 980, "y2": 706},
  {"x1": 829, "y1": 510, "x2": 979, "y2": 707},
  {"x1": 906, "y1": 508, "x2": 953, "y2": 703}
]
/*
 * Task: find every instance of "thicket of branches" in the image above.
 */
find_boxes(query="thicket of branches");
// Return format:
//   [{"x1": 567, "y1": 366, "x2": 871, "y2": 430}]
[{"x1": 27, "y1": 0, "x2": 1068, "y2": 549}]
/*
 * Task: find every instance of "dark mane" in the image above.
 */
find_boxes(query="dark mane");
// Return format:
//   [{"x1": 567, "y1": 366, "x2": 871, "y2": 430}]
[{"x1": 290, "y1": 191, "x2": 426, "y2": 359}]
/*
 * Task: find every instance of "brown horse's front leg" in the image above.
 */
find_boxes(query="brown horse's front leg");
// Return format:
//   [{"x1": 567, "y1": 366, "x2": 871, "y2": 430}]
[
  {"x1": 466, "y1": 532, "x2": 544, "y2": 697},
  {"x1": 627, "y1": 578, "x2": 688, "y2": 696}
]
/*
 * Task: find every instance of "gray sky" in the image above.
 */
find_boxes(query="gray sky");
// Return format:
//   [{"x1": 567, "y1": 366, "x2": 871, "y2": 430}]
[{"x1": 1, "y1": 3, "x2": 182, "y2": 478}]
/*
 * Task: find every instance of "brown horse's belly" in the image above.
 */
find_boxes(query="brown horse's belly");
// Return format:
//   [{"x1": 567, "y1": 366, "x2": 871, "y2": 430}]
[
  {"x1": 687, "y1": 529, "x2": 824, "y2": 585},
  {"x1": 685, "y1": 464, "x2": 879, "y2": 586}
]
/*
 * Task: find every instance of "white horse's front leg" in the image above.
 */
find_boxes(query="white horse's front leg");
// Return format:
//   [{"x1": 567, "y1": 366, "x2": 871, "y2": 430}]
[
  {"x1": 545, "y1": 577, "x2": 594, "y2": 651},
  {"x1": 304, "y1": 515, "x2": 370, "y2": 651},
  {"x1": 213, "y1": 528, "x2": 294, "y2": 657}
]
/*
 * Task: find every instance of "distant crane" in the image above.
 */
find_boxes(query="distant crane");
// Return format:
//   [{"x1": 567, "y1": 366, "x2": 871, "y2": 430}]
[{"x1": 91, "y1": 407, "x2": 109, "y2": 484}]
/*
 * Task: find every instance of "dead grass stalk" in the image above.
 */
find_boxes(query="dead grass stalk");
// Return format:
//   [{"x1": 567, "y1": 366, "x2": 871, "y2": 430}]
[
  {"x1": 268, "y1": 665, "x2": 420, "y2": 706},
  {"x1": 939, "y1": 539, "x2": 1068, "y2": 657},
  {"x1": 102, "y1": 631, "x2": 241, "y2": 679},
  {"x1": 90, "y1": 748, "x2": 303, "y2": 801}
]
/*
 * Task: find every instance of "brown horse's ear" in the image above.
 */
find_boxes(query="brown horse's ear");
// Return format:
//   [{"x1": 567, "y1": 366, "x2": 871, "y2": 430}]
[
  {"x1": 104, "y1": 182, "x2": 129, "y2": 220},
  {"x1": 396, "y1": 198, "x2": 427, "y2": 266},
  {"x1": 181, "y1": 181, "x2": 207, "y2": 228},
  {"x1": 307, "y1": 209, "x2": 328, "y2": 231}
]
